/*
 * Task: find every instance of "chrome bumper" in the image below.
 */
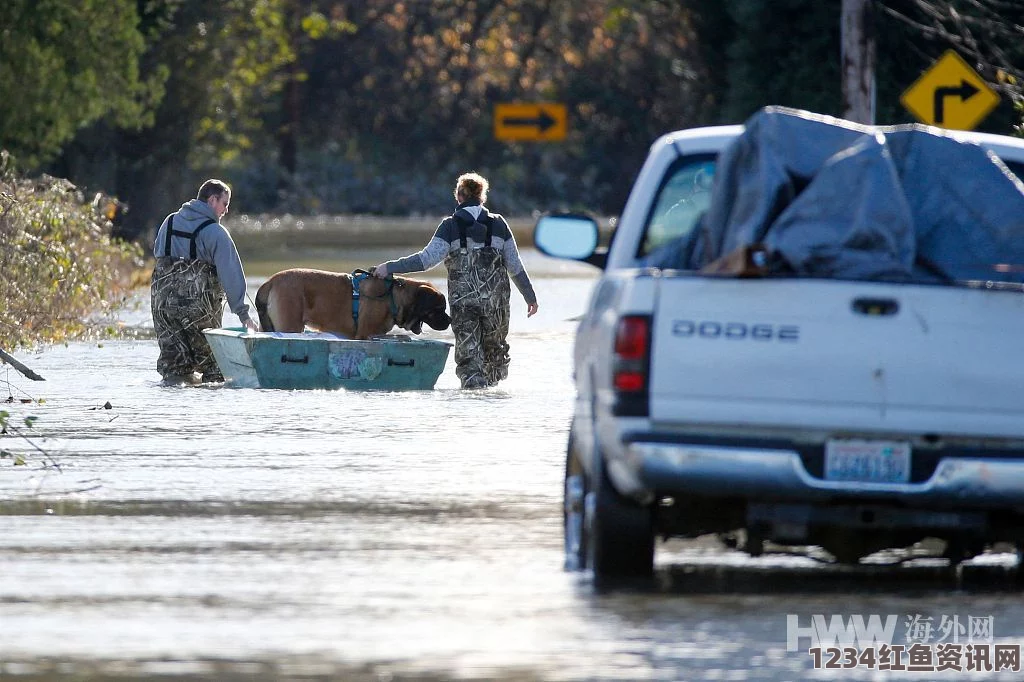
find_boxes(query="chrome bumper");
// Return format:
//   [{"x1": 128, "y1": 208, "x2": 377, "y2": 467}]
[{"x1": 629, "y1": 442, "x2": 1024, "y2": 508}]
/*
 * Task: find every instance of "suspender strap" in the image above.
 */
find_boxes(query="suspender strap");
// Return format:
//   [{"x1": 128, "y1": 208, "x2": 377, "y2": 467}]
[
  {"x1": 185, "y1": 219, "x2": 217, "y2": 259},
  {"x1": 455, "y1": 213, "x2": 471, "y2": 250},
  {"x1": 481, "y1": 213, "x2": 494, "y2": 247},
  {"x1": 163, "y1": 215, "x2": 217, "y2": 259},
  {"x1": 163, "y1": 215, "x2": 175, "y2": 256},
  {"x1": 453, "y1": 211, "x2": 494, "y2": 248}
]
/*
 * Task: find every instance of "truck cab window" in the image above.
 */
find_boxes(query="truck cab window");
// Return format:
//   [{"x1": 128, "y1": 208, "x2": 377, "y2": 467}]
[{"x1": 640, "y1": 155, "x2": 716, "y2": 257}]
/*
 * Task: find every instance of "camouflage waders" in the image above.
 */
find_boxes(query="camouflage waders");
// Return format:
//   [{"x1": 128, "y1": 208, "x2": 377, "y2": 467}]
[
  {"x1": 151, "y1": 257, "x2": 226, "y2": 381},
  {"x1": 445, "y1": 247, "x2": 512, "y2": 389}
]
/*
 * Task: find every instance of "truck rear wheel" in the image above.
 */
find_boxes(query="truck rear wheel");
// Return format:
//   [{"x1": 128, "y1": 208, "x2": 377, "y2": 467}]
[
  {"x1": 588, "y1": 455, "x2": 655, "y2": 582},
  {"x1": 563, "y1": 439, "x2": 588, "y2": 572}
]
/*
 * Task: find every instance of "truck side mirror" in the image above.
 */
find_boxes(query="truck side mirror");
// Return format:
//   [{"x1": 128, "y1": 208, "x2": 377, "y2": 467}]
[{"x1": 533, "y1": 213, "x2": 606, "y2": 268}]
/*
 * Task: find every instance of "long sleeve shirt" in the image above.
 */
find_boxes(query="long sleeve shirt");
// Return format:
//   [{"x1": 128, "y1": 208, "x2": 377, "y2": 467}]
[{"x1": 381, "y1": 204, "x2": 537, "y2": 305}]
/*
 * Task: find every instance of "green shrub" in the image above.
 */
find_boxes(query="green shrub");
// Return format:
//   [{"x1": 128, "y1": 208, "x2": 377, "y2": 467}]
[{"x1": 0, "y1": 151, "x2": 146, "y2": 349}]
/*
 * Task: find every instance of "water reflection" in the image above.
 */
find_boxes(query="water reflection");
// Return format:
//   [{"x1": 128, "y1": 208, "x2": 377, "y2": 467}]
[{"x1": 2, "y1": 253, "x2": 1024, "y2": 681}]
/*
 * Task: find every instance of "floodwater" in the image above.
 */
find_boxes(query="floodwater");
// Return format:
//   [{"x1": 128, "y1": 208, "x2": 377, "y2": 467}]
[{"x1": 2, "y1": 249, "x2": 1024, "y2": 681}]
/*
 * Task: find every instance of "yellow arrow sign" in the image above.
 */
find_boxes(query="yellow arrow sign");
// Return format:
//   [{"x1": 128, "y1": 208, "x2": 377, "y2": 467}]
[
  {"x1": 900, "y1": 50, "x2": 999, "y2": 130},
  {"x1": 494, "y1": 103, "x2": 567, "y2": 142}
]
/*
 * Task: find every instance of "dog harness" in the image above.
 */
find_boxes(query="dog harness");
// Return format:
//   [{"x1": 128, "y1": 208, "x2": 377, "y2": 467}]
[
  {"x1": 161, "y1": 214, "x2": 218, "y2": 260},
  {"x1": 351, "y1": 270, "x2": 400, "y2": 328}
]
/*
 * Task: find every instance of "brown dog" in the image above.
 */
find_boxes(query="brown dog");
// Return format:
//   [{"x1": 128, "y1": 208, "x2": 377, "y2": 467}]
[{"x1": 254, "y1": 268, "x2": 450, "y2": 339}]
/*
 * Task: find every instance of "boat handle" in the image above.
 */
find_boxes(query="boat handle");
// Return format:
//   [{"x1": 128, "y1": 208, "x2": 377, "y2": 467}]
[
  {"x1": 851, "y1": 297, "x2": 899, "y2": 316},
  {"x1": 388, "y1": 358, "x2": 415, "y2": 367},
  {"x1": 280, "y1": 354, "x2": 309, "y2": 364}
]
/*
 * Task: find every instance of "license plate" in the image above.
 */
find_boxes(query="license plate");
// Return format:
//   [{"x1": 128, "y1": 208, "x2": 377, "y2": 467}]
[{"x1": 824, "y1": 439, "x2": 911, "y2": 484}]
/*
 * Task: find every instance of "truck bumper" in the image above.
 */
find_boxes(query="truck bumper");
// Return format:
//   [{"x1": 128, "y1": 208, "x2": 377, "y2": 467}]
[{"x1": 628, "y1": 441, "x2": 1024, "y2": 510}]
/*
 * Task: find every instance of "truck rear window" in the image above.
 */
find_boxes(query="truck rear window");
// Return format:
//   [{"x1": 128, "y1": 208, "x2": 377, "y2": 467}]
[{"x1": 639, "y1": 154, "x2": 716, "y2": 257}]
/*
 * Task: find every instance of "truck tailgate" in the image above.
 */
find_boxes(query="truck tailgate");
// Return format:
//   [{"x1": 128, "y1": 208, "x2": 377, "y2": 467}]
[{"x1": 648, "y1": 277, "x2": 1024, "y2": 437}]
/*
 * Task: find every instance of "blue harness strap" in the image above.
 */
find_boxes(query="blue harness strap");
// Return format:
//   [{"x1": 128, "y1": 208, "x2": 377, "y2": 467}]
[
  {"x1": 351, "y1": 270, "x2": 399, "y2": 328},
  {"x1": 351, "y1": 271, "x2": 368, "y2": 325}
]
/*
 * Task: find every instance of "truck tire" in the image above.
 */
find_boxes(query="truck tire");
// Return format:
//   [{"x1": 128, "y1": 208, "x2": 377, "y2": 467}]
[
  {"x1": 563, "y1": 438, "x2": 588, "y2": 572},
  {"x1": 588, "y1": 453, "x2": 655, "y2": 582}
]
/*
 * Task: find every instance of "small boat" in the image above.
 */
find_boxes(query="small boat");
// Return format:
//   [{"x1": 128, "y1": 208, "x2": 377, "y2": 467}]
[{"x1": 203, "y1": 327, "x2": 452, "y2": 390}]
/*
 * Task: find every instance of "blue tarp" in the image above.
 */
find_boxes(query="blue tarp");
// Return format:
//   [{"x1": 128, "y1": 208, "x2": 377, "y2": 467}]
[{"x1": 647, "y1": 107, "x2": 1024, "y2": 283}]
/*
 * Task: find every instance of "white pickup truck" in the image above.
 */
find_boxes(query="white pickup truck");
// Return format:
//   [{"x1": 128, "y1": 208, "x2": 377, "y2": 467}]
[{"x1": 534, "y1": 107, "x2": 1024, "y2": 582}]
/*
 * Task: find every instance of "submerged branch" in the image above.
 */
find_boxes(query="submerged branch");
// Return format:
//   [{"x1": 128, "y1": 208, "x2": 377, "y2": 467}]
[{"x1": 0, "y1": 348, "x2": 44, "y2": 381}]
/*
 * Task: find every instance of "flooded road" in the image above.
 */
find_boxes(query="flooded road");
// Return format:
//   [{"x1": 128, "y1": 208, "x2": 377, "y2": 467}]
[{"x1": 2, "y1": 250, "x2": 1024, "y2": 681}]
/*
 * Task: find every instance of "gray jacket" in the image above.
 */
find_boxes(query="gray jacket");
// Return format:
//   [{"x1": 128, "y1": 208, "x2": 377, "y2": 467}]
[
  {"x1": 152, "y1": 199, "x2": 252, "y2": 324},
  {"x1": 381, "y1": 204, "x2": 537, "y2": 305}
]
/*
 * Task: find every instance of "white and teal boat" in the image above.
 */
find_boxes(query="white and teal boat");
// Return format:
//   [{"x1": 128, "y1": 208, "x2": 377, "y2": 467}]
[{"x1": 203, "y1": 328, "x2": 452, "y2": 390}]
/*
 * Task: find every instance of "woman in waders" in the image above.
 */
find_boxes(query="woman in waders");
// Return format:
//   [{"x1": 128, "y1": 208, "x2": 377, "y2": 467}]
[
  {"x1": 371, "y1": 172, "x2": 539, "y2": 389},
  {"x1": 150, "y1": 179, "x2": 258, "y2": 383}
]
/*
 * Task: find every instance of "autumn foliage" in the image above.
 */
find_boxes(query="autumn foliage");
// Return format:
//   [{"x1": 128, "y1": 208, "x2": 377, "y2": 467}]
[{"x1": 0, "y1": 153, "x2": 145, "y2": 349}]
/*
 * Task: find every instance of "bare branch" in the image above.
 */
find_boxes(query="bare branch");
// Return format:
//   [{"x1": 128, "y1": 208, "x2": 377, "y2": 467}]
[{"x1": 879, "y1": 0, "x2": 1024, "y2": 100}]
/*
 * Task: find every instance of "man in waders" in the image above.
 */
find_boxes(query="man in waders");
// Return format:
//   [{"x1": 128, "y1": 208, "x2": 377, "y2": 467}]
[
  {"x1": 150, "y1": 179, "x2": 258, "y2": 383},
  {"x1": 371, "y1": 172, "x2": 538, "y2": 389}
]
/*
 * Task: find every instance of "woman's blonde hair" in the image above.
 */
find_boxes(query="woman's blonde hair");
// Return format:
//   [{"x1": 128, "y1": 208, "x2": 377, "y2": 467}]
[{"x1": 454, "y1": 172, "x2": 488, "y2": 204}]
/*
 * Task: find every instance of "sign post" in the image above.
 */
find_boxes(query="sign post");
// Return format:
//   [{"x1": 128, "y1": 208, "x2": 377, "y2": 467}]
[
  {"x1": 494, "y1": 103, "x2": 567, "y2": 142},
  {"x1": 900, "y1": 50, "x2": 999, "y2": 130}
]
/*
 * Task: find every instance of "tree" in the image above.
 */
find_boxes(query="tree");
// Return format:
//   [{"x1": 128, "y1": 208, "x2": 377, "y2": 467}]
[
  {"x1": 842, "y1": 0, "x2": 877, "y2": 123},
  {"x1": 291, "y1": 1, "x2": 710, "y2": 215},
  {"x1": 709, "y1": 0, "x2": 845, "y2": 123},
  {"x1": 0, "y1": 0, "x2": 161, "y2": 168},
  {"x1": 53, "y1": 0, "x2": 299, "y2": 240},
  {"x1": 274, "y1": 4, "x2": 355, "y2": 181},
  {"x1": 878, "y1": 0, "x2": 1024, "y2": 133}
]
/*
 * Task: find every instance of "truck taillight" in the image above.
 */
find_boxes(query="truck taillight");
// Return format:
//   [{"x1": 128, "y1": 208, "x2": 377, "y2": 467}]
[{"x1": 613, "y1": 315, "x2": 650, "y2": 393}]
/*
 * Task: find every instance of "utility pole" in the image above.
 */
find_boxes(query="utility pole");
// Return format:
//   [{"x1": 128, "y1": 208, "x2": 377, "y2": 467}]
[{"x1": 842, "y1": 0, "x2": 876, "y2": 123}]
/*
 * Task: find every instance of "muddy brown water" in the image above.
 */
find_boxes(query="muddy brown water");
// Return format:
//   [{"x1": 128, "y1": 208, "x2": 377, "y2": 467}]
[{"x1": 2, "y1": 248, "x2": 1024, "y2": 681}]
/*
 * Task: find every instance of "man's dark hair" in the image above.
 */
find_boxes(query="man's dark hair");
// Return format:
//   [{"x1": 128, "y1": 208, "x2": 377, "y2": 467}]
[{"x1": 197, "y1": 178, "x2": 231, "y2": 201}]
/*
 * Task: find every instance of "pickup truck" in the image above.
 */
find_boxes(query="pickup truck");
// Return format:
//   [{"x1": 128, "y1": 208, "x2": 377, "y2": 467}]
[{"x1": 534, "y1": 106, "x2": 1024, "y2": 582}]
